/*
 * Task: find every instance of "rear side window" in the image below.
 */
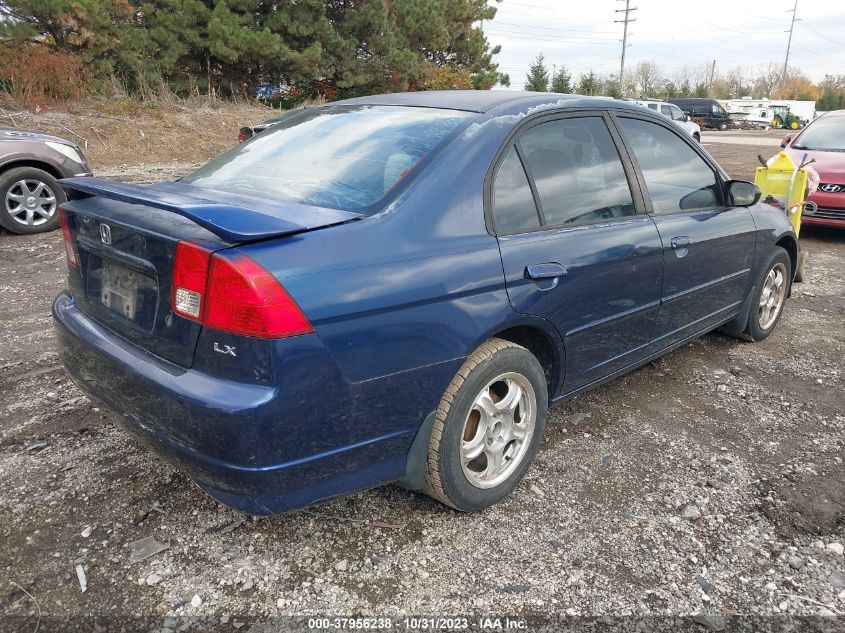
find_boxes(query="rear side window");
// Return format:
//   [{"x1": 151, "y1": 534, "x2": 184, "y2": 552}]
[
  {"x1": 619, "y1": 117, "x2": 720, "y2": 214},
  {"x1": 183, "y1": 105, "x2": 473, "y2": 214},
  {"x1": 519, "y1": 117, "x2": 636, "y2": 227},
  {"x1": 492, "y1": 147, "x2": 541, "y2": 233}
]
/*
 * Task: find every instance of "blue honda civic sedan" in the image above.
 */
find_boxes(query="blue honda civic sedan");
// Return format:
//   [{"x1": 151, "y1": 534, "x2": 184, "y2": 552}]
[{"x1": 53, "y1": 91, "x2": 798, "y2": 514}]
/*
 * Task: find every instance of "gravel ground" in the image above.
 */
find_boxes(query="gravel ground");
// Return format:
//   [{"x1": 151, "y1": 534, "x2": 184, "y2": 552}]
[{"x1": 1, "y1": 136, "x2": 844, "y2": 631}]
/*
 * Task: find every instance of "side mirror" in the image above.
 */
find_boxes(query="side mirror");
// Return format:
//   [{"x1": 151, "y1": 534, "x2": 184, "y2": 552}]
[
  {"x1": 781, "y1": 134, "x2": 792, "y2": 148},
  {"x1": 726, "y1": 180, "x2": 761, "y2": 207},
  {"x1": 684, "y1": 114, "x2": 690, "y2": 122}
]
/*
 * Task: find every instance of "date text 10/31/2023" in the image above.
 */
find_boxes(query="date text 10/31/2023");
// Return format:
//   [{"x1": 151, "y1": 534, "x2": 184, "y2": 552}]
[{"x1": 306, "y1": 617, "x2": 529, "y2": 630}]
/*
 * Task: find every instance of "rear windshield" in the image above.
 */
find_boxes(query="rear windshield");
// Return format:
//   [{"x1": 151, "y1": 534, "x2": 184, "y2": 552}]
[
  {"x1": 792, "y1": 115, "x2": 845, "y2": 152},
  {"x1": 183, "y1": 105, "x2": 473, "y2": 213}
]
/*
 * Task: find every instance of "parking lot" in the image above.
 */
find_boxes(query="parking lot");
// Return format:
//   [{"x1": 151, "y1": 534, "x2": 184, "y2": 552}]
[{"x1": 1, "y1": 130, "x2": 843, "y2": 626}]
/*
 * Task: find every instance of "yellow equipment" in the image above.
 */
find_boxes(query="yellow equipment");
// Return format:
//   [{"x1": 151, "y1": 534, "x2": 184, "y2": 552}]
[{"x1": 754, "y1": 151, "x2": 808, "y2": 236}]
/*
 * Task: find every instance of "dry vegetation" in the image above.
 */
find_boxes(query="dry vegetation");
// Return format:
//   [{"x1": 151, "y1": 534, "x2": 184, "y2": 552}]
[{"x1": 0, "y1": 96, "x2": 273, "y2": 169}]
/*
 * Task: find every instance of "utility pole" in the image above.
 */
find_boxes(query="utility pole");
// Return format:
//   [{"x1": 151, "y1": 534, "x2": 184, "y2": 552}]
[
  {"x1": 782, "y1": 0, "x2": 799, "y2": 87},
  {"x1": 708, "y1": 59, "x2": 716, "y2": 94},
  {"x1": 615, "y1": 0, "x2": 637, "y2": 91}
]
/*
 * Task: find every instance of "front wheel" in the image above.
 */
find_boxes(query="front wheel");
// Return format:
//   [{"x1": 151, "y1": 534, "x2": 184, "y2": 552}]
[
  {"x1": 422, "y1": 338, "x2": 548, "y2": 511},
  {"x1": 693, "y1": 132, "x2": 701, "y2": 142},
  {"x1": 743, "y1": 246, "x2": 792, "y2": 341},
  {"x1": 0, "y1": 167, "x2": 65, "y2": 234},
  {"x1": 718, "y1": 122, "x2": 728, "y2": 131}
]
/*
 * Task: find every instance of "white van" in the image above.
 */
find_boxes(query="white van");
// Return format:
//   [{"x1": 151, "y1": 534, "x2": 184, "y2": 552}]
[{"x1": 632, "y1": 100, "x2": 702, "y2": 142}]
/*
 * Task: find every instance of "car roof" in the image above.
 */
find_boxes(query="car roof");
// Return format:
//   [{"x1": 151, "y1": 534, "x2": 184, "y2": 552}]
[{"x1": 333, "y1": 90, "x2": 601, "y2": 113}]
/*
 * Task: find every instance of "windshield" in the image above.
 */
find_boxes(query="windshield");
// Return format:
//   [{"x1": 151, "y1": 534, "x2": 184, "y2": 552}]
[
  {"x1": 793, "y1": 115, "x2": 845, "y2": 151},
  {"x1": 184, "y1": 105, "x2": 473, "y2": 213}
]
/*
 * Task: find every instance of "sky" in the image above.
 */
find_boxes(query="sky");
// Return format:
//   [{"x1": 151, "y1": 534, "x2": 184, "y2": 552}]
[{"x1": 483, "y1": 0, "x2": 845, "y2": 89}]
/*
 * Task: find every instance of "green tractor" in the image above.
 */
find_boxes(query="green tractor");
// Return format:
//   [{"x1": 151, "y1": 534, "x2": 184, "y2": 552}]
[{"x1": 771, "y1": 105, "x2": 805, "y2": 130}]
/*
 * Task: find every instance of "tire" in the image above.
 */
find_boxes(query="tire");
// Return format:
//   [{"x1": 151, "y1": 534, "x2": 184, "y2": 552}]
[
  {"x1": 742, "y1": 246, "x2": 792, "y2": 342},
  {"x1": 718, "y1": 122, "x2": 728, "y2": 131},
  {"x1": 693, "y1": 132, "x2": 701, "y2": 142},
  {"x1": 422, "y1": 338, "x2": 548, "y2": 512},
  {"x1": 0, "y1": 167, "x2": 65, "y2": 234}
]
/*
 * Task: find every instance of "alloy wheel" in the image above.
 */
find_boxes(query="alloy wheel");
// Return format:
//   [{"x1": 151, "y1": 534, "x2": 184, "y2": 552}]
[
  {"x1": 5, "y1": 179, "x2": 57, "y2": 227},
  {"x1": 460, "y1": 372, "x2": 537, "y2": 489},
  {"x1": 758, "y1": 262, "x2": 788, "y2": 331}
]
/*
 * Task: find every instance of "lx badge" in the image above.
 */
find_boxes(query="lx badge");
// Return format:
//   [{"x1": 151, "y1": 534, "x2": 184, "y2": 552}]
[{"x1": 213, "y1": 342, "x2": 237, "y2": 357}]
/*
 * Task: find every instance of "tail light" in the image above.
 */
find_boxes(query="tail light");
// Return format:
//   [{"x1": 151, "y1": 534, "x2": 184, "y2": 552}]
[
  {"x1": 237, "y1": 131, "x2": 246, "y2": 143},
  {"x1": 172, "y1": 241, "x2": 211, "y2": 319},
  {"x1": 58, "y1": 207, "x2": 77, "y2": 267},
  {"x1": 172, "y1": 241, "x2": 313, "y2": 339}
]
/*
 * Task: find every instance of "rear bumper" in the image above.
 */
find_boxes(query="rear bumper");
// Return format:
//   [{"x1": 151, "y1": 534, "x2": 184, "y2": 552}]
[{"x1": 52, "y1": 293, "x2": 413, "y2": 514}]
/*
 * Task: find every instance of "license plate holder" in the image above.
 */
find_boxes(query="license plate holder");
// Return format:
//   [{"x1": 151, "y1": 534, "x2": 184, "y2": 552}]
[
  {"x1": 100, "y1": 259, "x2": 141, "y2": 320},
  {"x1": 85, "y1": 254, "x2": 158, "y2": 330}
]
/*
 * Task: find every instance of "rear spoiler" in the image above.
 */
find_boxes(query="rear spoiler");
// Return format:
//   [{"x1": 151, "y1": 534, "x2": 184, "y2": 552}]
[{"x1": 60, "y1": 177, "x2": 362, "y2": 243}]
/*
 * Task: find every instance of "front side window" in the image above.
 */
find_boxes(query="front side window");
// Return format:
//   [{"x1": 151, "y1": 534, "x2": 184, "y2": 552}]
[
  {"x1": 492, "y1": 147, "x2": 541, "y2": 234},
  {"x1": 518, "y1": 117, "x2": 636, "y2": 227},
  {"x1": 670, "y1": 105, "x2": 685, "y2": 122},
  {"x1": 660, "y1": 104, "x2": 672, "y2": 118},
  {"x1": 184, "y1": 105, "x2": 473, "y2": 213},
  {"x1": 619, "y1": 118, "x2": 720, "y2": 214}
]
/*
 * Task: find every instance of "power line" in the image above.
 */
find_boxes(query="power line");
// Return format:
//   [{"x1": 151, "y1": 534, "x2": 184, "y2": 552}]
[
  {"x1": 491, "y1": 21, "x2": 618, "y2": 35},
  {"x1": 800, "y1": 21, "x2": 845, "y2": 47},
  {"x1": 615, "y1": 0, "x2": 636, "y2": 88}
]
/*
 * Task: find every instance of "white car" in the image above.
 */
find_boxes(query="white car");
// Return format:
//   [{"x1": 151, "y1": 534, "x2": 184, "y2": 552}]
[{"x1": 633, "y1": 100, "x2": 702, "y2": 142}]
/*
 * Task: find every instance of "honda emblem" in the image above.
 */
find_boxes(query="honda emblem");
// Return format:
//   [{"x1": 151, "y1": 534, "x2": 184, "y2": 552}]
[{"x1": 99, "y1": 223, "x2": 112, "y2": 245}]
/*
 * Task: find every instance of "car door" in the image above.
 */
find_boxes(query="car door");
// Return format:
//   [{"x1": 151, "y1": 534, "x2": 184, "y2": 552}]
[
  {"x1": 614, "y1": 114, "x2": 757, "y2": 348},
  {"x1": 490, "y1": 112, "x2": 664, "y2": 393}
]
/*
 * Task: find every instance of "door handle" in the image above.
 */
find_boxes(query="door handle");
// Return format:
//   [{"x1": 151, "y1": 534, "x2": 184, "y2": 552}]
[
  {"x1": 670, "y1": 236, "x2": 692, "y2": 258},
  {"x1": 525, "y1": 263, "x2": 567, "y2": 280}
]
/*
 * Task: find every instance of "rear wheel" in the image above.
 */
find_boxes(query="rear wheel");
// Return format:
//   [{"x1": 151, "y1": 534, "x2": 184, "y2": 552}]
[
  {"x1": 743, "y1": 247, "x2": 791, "y2": 341},
  {"x1": 0, "y1": 167, "x2": 65, "y2": 234},
  {"x1": 422, "y1": 338, "x2": 548, "y2": 511}
]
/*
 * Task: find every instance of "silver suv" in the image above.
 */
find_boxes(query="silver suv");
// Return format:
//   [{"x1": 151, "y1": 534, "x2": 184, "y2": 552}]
[
  {"x1": 0, "y1": 127, "x2": 92, "y2": 234},
  {"x1": 632, "y1": 100, "x2": 702, "y2": 142}
]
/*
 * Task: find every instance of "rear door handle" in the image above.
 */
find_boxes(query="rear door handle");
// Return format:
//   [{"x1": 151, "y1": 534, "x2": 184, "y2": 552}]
[
  {"x1": 525, "y1": 262, "x2": 567, "y2": 280},
  {"x1": 670, "y1": 236, "x2": 692, "y2": 258}
]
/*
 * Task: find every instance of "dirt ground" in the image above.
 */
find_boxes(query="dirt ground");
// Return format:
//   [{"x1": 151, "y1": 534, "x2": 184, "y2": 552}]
[{"x1": 1, "y1": 119, "x2": 844, "y2": 631}]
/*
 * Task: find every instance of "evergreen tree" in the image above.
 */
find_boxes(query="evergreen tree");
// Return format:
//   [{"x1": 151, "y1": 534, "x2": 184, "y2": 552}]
[
  {"x1": 578, "y1": 70, "x2": 599, "y2": 95},
  {"x1": 524, "y1": 54, "x2": 549, "y2": 92},
  {"x1": 1, "y1": 0, "x2": 510, "y2": 98},
  {"x1": 550, "y1": 65, "x2": 572, "y2": 93}
]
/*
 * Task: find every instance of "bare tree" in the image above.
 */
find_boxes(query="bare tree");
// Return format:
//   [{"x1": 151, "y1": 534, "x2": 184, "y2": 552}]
[
  {"x1": 630, "y1": 61, "x2": 664, "y2": 98},
  {"x1": 753, "y1": 62, "x2": 788, "y2": 98}
]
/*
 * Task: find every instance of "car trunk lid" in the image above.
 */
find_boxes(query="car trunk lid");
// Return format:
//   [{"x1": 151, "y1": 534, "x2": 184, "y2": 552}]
[{"x1": 60, "y1": 178, "x2": 361, "y2": 368}]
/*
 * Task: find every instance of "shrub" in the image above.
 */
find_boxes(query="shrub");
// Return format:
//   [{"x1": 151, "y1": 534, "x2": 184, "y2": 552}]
[{"x1": 0, "y1": 44, "x2": 88, "y2": 107}]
